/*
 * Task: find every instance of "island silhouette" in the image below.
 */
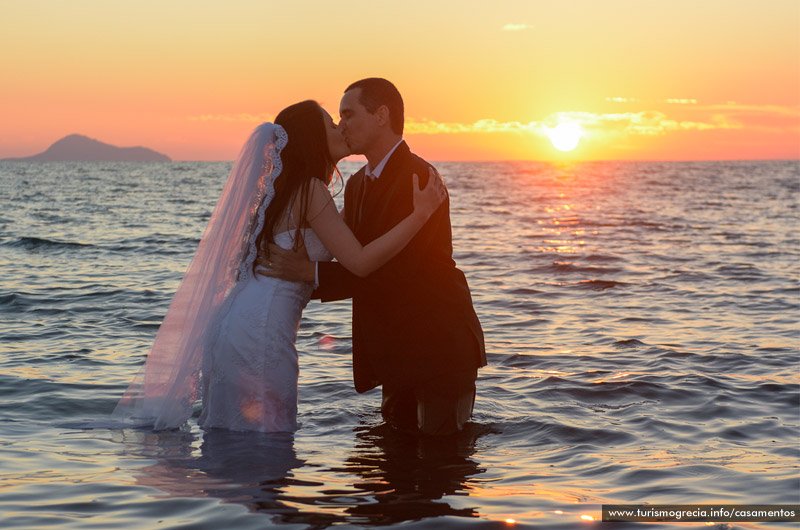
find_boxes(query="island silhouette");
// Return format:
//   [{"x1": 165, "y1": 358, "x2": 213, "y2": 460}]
[{"x1": 2, "y1": 134, "x2": 171, "y2": 162}]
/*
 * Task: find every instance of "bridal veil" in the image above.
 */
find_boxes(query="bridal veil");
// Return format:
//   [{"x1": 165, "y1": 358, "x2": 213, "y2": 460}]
[{"x1": 112, "y1": 123, "x2": 288, "y2": 429}]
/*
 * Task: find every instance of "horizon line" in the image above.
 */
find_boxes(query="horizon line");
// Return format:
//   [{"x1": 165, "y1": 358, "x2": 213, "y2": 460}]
[{"x1": 3, "y1": 157, "x2": 798, "y2": 164}]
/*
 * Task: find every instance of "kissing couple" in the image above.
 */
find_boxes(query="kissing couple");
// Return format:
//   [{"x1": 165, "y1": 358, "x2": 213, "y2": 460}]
[{"x1": 113, "y1": 78, "x2": 486, "y2": 437}]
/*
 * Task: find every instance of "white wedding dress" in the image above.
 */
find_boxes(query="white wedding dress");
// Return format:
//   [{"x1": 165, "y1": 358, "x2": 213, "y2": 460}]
[{"x1": 198, "y1": 227, "x2": 332, "y2": 432}]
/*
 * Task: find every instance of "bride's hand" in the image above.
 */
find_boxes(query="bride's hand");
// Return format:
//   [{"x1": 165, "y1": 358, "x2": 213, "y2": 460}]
[
  {"x1": 256, "y1": 243, "x2": 314, "y2": 282},
  {"x1": 412, "y1": 167, "x2": 447, "y2": 220}
]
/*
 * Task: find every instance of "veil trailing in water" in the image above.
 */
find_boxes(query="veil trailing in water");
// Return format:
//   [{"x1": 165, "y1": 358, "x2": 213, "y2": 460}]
[{"x1": 112, "y1": 123, "x2": 288, "y2": 430}]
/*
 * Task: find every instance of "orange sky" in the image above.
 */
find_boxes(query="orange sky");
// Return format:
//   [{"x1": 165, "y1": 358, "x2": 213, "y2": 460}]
[{"x1": 1, "y1": 0, "x2": 798, "y2": 161}]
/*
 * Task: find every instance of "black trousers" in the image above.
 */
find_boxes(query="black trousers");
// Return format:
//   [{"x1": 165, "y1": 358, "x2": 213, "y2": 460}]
[{"x1": 381, "y1": 369, "x2": 477, "y2": 436}]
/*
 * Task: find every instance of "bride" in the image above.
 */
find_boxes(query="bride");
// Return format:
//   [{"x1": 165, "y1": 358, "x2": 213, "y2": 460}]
[{"x1": 113, "y1": 100, "x2": 445, "y2": 432}]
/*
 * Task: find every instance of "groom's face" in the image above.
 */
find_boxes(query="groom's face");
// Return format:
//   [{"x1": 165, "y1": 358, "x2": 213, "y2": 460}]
[{"x1": 338, "y1": 88, "x2": 379, "y2": 155}]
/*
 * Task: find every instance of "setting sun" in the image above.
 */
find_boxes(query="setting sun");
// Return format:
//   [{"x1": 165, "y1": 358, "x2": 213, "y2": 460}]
[{"x1": 546, "y1": 122, "x2": 584, "y2": 152}]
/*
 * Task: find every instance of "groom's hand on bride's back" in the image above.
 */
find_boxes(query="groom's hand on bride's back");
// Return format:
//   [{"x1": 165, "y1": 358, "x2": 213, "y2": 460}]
[{"x1": 256, "y1": 244, "x2": 316, "y2": 282}]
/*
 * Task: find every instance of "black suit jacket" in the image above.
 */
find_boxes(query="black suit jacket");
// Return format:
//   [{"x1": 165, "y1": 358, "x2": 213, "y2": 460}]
[{"x1": 314, "y1": 141, "x2": 486, "y2": 393}]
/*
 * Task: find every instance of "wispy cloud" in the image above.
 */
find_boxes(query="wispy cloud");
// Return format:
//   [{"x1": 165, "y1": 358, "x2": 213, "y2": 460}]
[
  {"x1": 406, "y1": 103, "x2": 800, "y2": 138},
  {"x1": 607, "y1": 96, "x2": 698, "y2": 105},
  {"x1": 548, "y1": 110, "x2": 744, "y2": 135},
  {"x1": 502, "y1": 23, "x2": 530, "y2": 31},
  {"x1": 698, "y1": 103, "x2": 800, "y2": 133},
  {"x1": 405, "y1": 118, "x2": 542, "y2": 135},
  {"x1": 406, "y1": 112, "x2": 742, "y2": 137},
  {"x1": 702, "y1": 103, "x2": 800, "y2": 117},
  {"x1": 605, "y1": 97, "x2": 640, "y2": 103}
]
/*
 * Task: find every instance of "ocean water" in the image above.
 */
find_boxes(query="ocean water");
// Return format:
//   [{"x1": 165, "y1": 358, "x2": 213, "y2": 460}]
[{"x1": 0, "y1": 159, "x2": 798, "y2": 530}]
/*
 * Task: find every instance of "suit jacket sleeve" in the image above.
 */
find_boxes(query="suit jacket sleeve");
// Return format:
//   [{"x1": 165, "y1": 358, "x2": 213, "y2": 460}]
[{"x1": 314, "y1": 260, "x2": 358, "y2": 302}]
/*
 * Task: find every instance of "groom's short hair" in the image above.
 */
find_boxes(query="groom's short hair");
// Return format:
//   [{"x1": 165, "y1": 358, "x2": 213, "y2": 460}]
[{"x1": 345, "y1": 78, "x2": 404, "y2": 135}]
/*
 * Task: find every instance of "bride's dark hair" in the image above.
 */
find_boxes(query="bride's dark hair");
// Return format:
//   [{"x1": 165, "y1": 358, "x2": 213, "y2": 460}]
[{"x1": 256, "y1": 100, "x2": 338, "y2": 256}]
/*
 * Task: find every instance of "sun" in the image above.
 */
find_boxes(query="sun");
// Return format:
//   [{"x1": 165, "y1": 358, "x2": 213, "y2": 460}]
[{"x1": 546, "y1": 122, "x2": 584, "y2": 152}]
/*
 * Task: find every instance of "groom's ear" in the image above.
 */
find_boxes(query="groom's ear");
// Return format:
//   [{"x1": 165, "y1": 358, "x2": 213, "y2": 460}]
[{"x1": 375, "y1": 105, "x2": 390, "y2": 127}]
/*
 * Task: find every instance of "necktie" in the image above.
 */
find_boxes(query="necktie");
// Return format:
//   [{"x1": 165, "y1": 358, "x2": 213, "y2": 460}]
[{"x1": 358, "y1": 175, "x2": 373, "y2": 224}]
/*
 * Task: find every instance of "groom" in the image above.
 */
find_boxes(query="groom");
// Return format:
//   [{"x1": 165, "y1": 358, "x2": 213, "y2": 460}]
[{"x1": 262, "y1": 78, "x2": 485, "y2": 435}]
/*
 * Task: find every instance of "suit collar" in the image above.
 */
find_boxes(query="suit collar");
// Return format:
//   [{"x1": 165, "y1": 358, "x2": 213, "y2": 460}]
[
  {"x1": 366, "y1": 139, "x2": 405, "y2": 180},
  {"x1": 373, "y1": 140, "x2": 409, "y2": 183}
]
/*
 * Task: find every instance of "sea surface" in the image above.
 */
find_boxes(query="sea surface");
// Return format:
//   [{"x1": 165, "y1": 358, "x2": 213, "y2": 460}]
[{"x1": 0, "y1": 159, "x2": 798, "y2": 530}]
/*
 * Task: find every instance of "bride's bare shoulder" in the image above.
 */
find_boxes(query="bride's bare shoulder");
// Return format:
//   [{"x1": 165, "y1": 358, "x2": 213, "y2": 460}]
[
  {"x1": 289, "y1": 178, "x2": 334, "y2": 225},
  {"x1": 306, "y1": 179, "x2": 334, "y2": 215}
]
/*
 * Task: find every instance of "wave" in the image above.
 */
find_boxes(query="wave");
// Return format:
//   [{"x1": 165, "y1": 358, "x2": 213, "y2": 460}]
[
  {"x1": 543, "y1": 261, "x2": 623, "y2": 275},
  {"x1": 573, "y1": 279, "x2": 626, "y2": 290},
  {"x1": 612, "y1": 338, "x2": 647, "y2": 348},
  {"x1": 583, "y1": 253, "x2": 624, "y2": 262},
  {"x1": 3, "y1": 236, "x2": 93, "y2": 250}
]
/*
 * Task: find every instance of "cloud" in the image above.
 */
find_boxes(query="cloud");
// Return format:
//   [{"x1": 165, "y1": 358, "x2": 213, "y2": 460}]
[
  {"x1": 605, "y1": 97, "x2": 639, "y2": 103},
  {"x1": 405, "y1": 111, "x2": 745, "y2": 138},
  {"x1": 407, "y1": 102, "x2": 800, "y2": 138},
  {"x1": 405, "y1": 118, "x2": 542, "y2": 135},
  {"x1": 502, "y1": 23, "x2": 530, "y2": 31},
  {"x1": 550, "y1": 111, "x2": 742, "y2": 135},
  {"x1": 702, "y1": 103, "x2": 800, "y2": 117},
  {"x1": 607, "y1": 96, "x2": 698, "y2": 105},
  {"x1": 699, "y1": 103, "x2": 800, "y2": 133}
]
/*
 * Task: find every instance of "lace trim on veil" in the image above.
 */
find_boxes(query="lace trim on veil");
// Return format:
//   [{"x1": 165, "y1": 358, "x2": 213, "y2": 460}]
[{"x1": 238, "y1": 127, "x2": 288, "y2": 282}]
